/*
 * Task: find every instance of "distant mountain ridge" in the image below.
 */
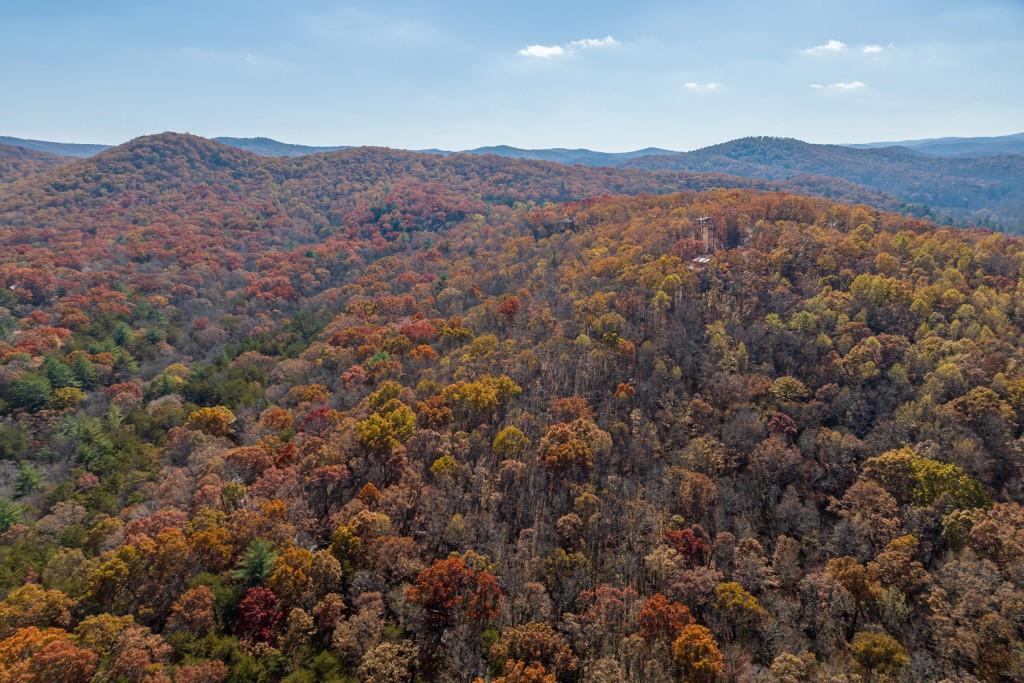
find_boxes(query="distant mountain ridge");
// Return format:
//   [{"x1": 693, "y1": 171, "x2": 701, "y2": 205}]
[
  {"x1": 847, "y1": 131, "x2": 1024, "y2": 157},
  {"x1": 3, "y1": 131, "x2": 1022, "y2": 162},
  {"x1": 622, "y1": 136, "x2": 1024, "y2": 229},
  {"x1": 4, "y1": 131, "x2": 1019, "y2": 162},
  {"x1": 456, "y1": 145, "x2": 678, "y2": 166},
  {"x1": 2, "y1": 132, "x2": 1022, "y2": 230},
  {"x1": 0, "y1": 135, "x2": 680, "y2": 165},
  {"x1": 0, "y1": 136, "x2": 111, "y2": 158},
  {"x1": 211, "y1": 136, "x2": 350, "y2": 157}
]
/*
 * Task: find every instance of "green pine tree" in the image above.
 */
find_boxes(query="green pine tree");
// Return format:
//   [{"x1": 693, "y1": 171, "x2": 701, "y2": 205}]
[
  {"x1": 72, "y1": 354, "x2": 100, "y2": 389},
  {"x1": 0, "y1": 498, "x2": 22, "y2": 533},
  {"x1": 13, "y1": 462, "x2": 43, "y2": 497},
  {"x1": 231, "y1": 538, "x2": 279, "y2": 586},
  {"x1": 6, "y1": 373, "x2": 52, "y2": 412},
  {"x1": 43, "y1": 355, "x2": 80, "y2": 389}
]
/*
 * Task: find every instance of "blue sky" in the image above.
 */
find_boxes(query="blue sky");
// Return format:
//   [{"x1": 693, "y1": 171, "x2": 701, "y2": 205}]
[{"x1": 1, "y1": 0, "x2": 1022, "y2": 151}]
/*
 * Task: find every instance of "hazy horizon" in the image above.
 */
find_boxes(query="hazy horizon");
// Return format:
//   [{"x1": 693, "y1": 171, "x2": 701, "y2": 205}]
[{"x1": 4, "y1": 128, "x2": 1023, "y2": 155}]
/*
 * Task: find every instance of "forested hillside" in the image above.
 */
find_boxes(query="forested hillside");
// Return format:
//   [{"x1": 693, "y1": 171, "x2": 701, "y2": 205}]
[
  {"x1": 0, "y1": 145, "x2": 71, "y2": 185},
  {"x1": 5, "y1": 132, "x2": 1023, "y2": 233},
  {"x1": 625, "y1": 137, "x2": 1024, "y2": 231},
  {"x1": 0, "y1": 134, "x2": 906, "y2": 234},
  {"x1": 0, "y1": 133, "x2": 1022, "y2": 682}
]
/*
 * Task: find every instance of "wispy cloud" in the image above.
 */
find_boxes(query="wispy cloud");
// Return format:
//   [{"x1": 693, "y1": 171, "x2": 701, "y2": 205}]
[
  {"x1": 305, "y1": 7, "x2": 447, "y2": 46},
  {"x1": 803, "y1": 40, "x2": 887, "y2": 56},
  {"x1": 179, "y1": 47, "x2": 290, "y2": 72},
  {"x1": 803, "y1": 39, "x2": 847, "y2": 55},
  {"x1": 568, "y1": 37, "x2": 619, "y2": 49},
  {"x1": 684, "y1": 81, "x2": 721, "y2": 92},
  {"x1": 517, "y1": 36, "x2": 619, "y2": 58},
  {"x1": 810, "y1": 81, "x2": 866, "y2": 91}
]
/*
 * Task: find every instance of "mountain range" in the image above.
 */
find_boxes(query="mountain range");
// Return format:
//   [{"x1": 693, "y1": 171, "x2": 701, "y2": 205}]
[
  {"x1": 3, "y1": 130, "x2": 1022, "y2": 231},
  {"x1": 621, "y1": 137, "x2": 1024, "y2": 230},
  {"x1": 4, "y1": 130, "x2": 1022, "y2": 162},
  {"x1": 847, "y1": 131, "x2": 1024, "y2": 157},
  {"x1": 0, "y1": 133, "x2": 899, "y2": 233}
]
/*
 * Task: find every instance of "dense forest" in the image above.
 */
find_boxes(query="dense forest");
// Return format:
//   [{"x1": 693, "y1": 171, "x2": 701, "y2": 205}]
[
  {"x1": 0, "y1": 146, "x2": 68, "y2": 186},
  {"x1": 0, "y1": 133, "x2": 1022, "y2": 682}
]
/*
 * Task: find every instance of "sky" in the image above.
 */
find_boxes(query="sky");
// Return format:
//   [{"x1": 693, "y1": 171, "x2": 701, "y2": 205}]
[{"x1": 1, "y1": 0, "x2": 1022, "y2": 151}]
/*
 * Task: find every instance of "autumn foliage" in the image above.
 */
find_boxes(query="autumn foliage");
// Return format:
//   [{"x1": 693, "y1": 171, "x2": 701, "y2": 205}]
[
  {"x1": 406, "y1": 557, "x2": 502, "y2": 627},
  {"x1": 0, "y1": 135, "x2": 1020, "y2": 680}
]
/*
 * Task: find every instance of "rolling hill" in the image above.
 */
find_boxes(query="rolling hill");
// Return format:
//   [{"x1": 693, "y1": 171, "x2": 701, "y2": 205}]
[
  {"x1": 2, "y1": 132, "x2": 1022, "y2": 231},
  {"x1": 0, "y1": 143, "x2": 73, "y2": 184},
  {"x1": 0, "y1": 133, "x2": 905, "y2": 239},
  {"x1": 624, "y1": 136, "x2": 1024, "y2": 230}
]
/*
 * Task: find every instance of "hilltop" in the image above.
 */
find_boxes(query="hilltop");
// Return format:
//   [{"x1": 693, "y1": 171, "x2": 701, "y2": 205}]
[{"x1": 624, "y1": 136, "x2": 1024, "y2": 229}]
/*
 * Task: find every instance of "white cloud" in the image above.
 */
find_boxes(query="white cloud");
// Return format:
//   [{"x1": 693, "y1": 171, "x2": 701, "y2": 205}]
[
  {"x1": 810, "y1": 81, "x2": 866, "y2": 91},
  {"x1": 684, "y1": 81, "x2": 721, "y2": 92},
  {"x1": 803, "y1": 40, "x2": 887, "y2": 56},
  {"x1": 517, "y1": 36, "x2": 619, "y2": 58},
  {"x1": 568, "y1": 36, "x2": 619, "y2": 49},
  {"x1": 804, "y1": 39, "x2": 847, "y2": 55},
  {"x1": 518, "y1": 44, "x2": 566, "y2": 58}
]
